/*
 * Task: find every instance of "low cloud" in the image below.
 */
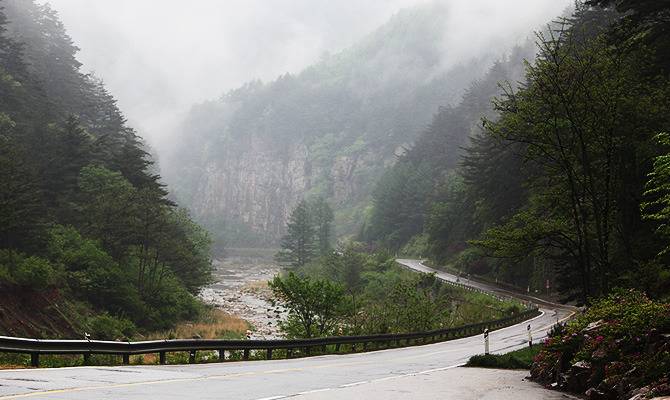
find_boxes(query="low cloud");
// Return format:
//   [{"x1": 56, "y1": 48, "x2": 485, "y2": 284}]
[{"x1": 43, "y1": 0, "x2": 570, "y2": 155}]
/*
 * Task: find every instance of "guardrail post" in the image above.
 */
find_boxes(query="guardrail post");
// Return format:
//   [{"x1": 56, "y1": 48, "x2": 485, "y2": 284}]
[
  {"x1": 218, "y1": 349, "x2": 225, "y2": 361},
  {"x1": 160, "y1": 351, "x2": 166, "y2": 365},
  {"x1": 122, "y1": 354, "x2": 130, "y2": 365},
  {"x1": 266, "y1": 348, "x2": 272, "y2": 360},
  {"x1": 287, "y1": 348, "x2": 293, "y2": 358},
  {"x1": 83, "y1": 353, "x2": 91, "y2": 365},
  {"x1": 335, "y1": 343, "x2": 340, "y2": 353},
  {"x1": 243, "y1": 349, "x2": 250, "y2": 360},
  {"x1": 189, "y1": 350, "x2": 196, "y2": 364},
  {"x1": 30, "y1": 353, "x2": 39, "y2": 367}
]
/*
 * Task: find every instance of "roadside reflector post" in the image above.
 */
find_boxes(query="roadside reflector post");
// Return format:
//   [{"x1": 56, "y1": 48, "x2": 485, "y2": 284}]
[
  {"x1": 484, "y1": 329, "x2": 490, "y2": 355},
  {"x1": 31, "y1": 353, "x2": 39, "y2": 367},
  {"x1": 527, "y1": 324, "x2": 532, "y2": 347}
]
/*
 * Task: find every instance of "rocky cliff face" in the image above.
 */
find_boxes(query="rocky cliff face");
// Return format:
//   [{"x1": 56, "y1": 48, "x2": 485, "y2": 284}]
[{"x1": 191, "y1": 139, "x2": 310, "y2": 244}]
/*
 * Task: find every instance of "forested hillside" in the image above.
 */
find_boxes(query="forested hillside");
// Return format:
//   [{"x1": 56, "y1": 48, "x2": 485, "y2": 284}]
[
  {"x1": 361, "y1": 41, "x2": 534, "y2": 250},
  {"x1": 0, "y1": 0, "x2": 212, "y2": 338},
  {"x1": 365, "y1": 1, "x2": 670, "y2": 304},
  {"x1": 163, "y1": 3, "x2": 517, "y2": 247}
]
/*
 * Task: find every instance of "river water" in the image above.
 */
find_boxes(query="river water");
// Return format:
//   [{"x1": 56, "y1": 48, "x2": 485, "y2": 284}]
[{"x1": 199, "y1": 249, "x2": 283, "y2": 339}]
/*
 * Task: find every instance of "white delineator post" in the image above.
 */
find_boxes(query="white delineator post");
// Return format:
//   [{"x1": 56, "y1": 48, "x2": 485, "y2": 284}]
[
  {"x1": 484, "y1": 328, "x2": 490, "y2": 355},
  {"x1": 527, "y1": 324, "x2": 532, "y2": 347}
]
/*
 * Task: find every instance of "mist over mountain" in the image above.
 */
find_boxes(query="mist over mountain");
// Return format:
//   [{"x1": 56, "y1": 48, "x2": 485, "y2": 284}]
[{"x1": 163, "y1": 2, "x2": 563, "y2": 247}]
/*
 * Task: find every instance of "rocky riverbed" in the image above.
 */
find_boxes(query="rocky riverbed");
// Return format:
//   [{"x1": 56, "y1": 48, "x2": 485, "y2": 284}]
[{"x1": 199, "y1": 251, "x2": 283, "y2": 339}]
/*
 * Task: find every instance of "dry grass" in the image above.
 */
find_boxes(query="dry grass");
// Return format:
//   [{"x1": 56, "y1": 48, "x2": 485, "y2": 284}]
[
  {"x1": 242, "y1": 280, "x2": 270, "y2": 291},
  {"x1": 145, "y1": 309, "x2": 250, "y2": 340}
]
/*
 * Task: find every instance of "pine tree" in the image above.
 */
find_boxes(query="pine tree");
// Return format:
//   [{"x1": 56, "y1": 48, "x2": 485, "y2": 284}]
[
  {"x1": 275, "y1": 200, "x2": 316, "y2": 269},
  {"x1": 311, "y1": 197, "x2": 334, "y2": 256}
]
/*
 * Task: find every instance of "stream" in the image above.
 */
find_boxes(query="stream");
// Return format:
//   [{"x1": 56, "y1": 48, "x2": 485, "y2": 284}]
[{"x1": 199, "y1": 249, "x2": 283, "y2": 339}]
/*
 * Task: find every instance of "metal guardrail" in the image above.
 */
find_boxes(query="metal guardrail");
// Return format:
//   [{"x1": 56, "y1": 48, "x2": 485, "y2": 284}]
[{"x1": 0, "y1": 309, "x2": 539, "y2": 367}]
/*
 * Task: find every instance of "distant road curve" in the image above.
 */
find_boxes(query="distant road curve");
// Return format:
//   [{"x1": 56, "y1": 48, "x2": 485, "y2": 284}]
[{"x1": 0, "y1": 260, "x2": 574, "y2": 400}]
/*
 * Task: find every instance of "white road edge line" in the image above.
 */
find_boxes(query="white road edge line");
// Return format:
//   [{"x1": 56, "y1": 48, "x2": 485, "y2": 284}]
[
  {"x1": 254, "y1": 396, "x2": 287, "y2": 400},
  {"x1": 296, "y1": 388, "x2": 332, "y2": 395},
  {"x1": 339, "y1": 380, "x2": 369, "y2": 388}
]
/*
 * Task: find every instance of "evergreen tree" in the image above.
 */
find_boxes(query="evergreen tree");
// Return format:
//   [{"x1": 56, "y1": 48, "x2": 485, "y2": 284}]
[
  {"x1": 310, "y1": 197, "x2": 334, "y2": 256},
  {"x1": 275, "y1": 200, "x2": 316, "y2": 269},
  {"x1": 0, "y1": 119, "x2": 45, "y2": 251}
]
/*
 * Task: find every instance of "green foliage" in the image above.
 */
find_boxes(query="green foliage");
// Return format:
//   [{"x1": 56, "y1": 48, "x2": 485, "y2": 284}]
[
  {"x1": 321, "y1": 243, "x2": 366, "y2": 294},
  {"x1": 311, "y1": 197, "x2": 334, "y2": 256},
  {"x1": 568, "y1": 289, "x2": 670, "y2": 340},
  {"x1": 269, "y1": 272, "x2": 349, "y2": 338},
  {"x1": 362, "y1": 43, "x2": 534, "y2": 252},
  {"x1": 275, "y1": 200, "x2": 316, "y2": 269},
  {"x1": 642, "y1": 132, "x2": 670, "y2": 256},
  {"x1": 478, "y1": 21, "x2": 670, "y2": 301},
  {"x1": 46, "y1": 225, "x2": 142, "y2": 315},
  {"x1": 284, "y1": 247, "x2": 526, "y2": 337},
  {"x1": 0, "y1": 2, "x2": 212, "y2": 337},
  {"x1": 365, "y1": 4, "x2": 670, "y2": 303},
  {"x1": 11, "y1": 255, "x2": 58, "y2": 290},
  {"x1": 400, "y1": 233, "x2": 431, "y2": 258},
  {"x1": 0, "y1": 250, "x2": 59, "y2": 289},
  {"x1": 467, "y1": 345, "x2": 541, "y2": 369},
  {"x1": 532, "y1": 290, "x2": 670, "y2": 398},
  {"x1": 86, "y1": 314, "x2": 137, "y2": 340},
  {"x1": 276, "y1": 198, "x2": 335, "y2": 270}
]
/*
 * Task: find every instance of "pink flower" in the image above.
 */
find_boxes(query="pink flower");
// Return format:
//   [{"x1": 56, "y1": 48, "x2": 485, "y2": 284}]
[{"x1": 596, "y1": 335, "x2": 604, "y2": 342}]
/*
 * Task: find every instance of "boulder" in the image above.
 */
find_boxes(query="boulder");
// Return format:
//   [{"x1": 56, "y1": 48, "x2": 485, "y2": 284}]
[
  {"x1": 585, "y1": 387, "x2": 616, "y2": 400},
  {"x1": 627, "y1": 385, "x2": 651, "y2": 400},
  {"x1": 560, "y1": 361, "x2": 593, "y2": 393},
  {"x1": 583, "y1": 319, "x2": 606, "y2": 333}
]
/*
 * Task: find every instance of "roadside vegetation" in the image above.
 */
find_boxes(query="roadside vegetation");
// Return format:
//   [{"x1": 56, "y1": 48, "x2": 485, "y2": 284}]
[
  {"x1": 466, "y1": 345, "x2": 542, "y2": 370},
  {"x1": 531, "y1": 290, "x2": 670, "y2": 399},
  {"x1": 272, "y1": 203, "x2": 525, "y2": 339}
]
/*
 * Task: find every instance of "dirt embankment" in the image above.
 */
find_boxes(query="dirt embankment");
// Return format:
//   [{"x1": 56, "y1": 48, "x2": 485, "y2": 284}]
[{"x1": 0, "y1": 286, "x2": 83, "y2": 338}]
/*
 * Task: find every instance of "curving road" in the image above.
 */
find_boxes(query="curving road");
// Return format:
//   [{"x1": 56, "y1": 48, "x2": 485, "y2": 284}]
[{"x1": 0, "y1": 260, "x2": 574, "y2": 400}]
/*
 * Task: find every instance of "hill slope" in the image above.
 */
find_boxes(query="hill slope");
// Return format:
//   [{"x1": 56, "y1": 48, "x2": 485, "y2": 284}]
[{"x1": 163, "y1": 2, "x2": 537, "y2": 247}]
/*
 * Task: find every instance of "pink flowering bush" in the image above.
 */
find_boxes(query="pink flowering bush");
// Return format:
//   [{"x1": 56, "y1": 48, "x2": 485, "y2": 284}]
[{"x1": 530, "y1": 289, "x2": 670, "y2": 399}]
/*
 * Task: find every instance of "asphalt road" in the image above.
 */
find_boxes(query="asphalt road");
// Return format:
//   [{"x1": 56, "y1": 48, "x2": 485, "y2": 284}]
[{"x1": 0, "y1": 260, "x2": 574, "y2": 400}]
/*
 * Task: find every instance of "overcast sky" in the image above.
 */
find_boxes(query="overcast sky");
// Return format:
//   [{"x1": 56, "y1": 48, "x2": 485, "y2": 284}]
[{"x1": 43, "y1": 0, "x2": 571, "y2": 154}]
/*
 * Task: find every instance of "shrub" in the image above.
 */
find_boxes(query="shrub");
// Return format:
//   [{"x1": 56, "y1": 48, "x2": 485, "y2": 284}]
[
  {"x1": 13, "y1": 255, "x2": 58, "y2": 289},
  {"x1": 531, "y1": 289, "x2": 670, "y2": 399},
  {"x1": 86, "y1": 314, "x2": 137, "y2": 340},
  {"x1": 467, "y1": 345, "x2": 541, "y2": 369}
]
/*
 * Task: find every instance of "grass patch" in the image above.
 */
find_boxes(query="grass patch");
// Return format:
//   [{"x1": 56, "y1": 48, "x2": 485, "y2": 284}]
[
  {"x1": 466, "y1": 344, "x2": 541, "y2": 370},
  {"x1": 144, "y1": 309, "x2": 250, "y2": 340}
]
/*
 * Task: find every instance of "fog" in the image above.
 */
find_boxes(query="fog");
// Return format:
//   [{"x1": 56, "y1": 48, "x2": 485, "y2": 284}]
[{"x1": 43, "y1": 0, "x2": 571, "y2": 155}]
